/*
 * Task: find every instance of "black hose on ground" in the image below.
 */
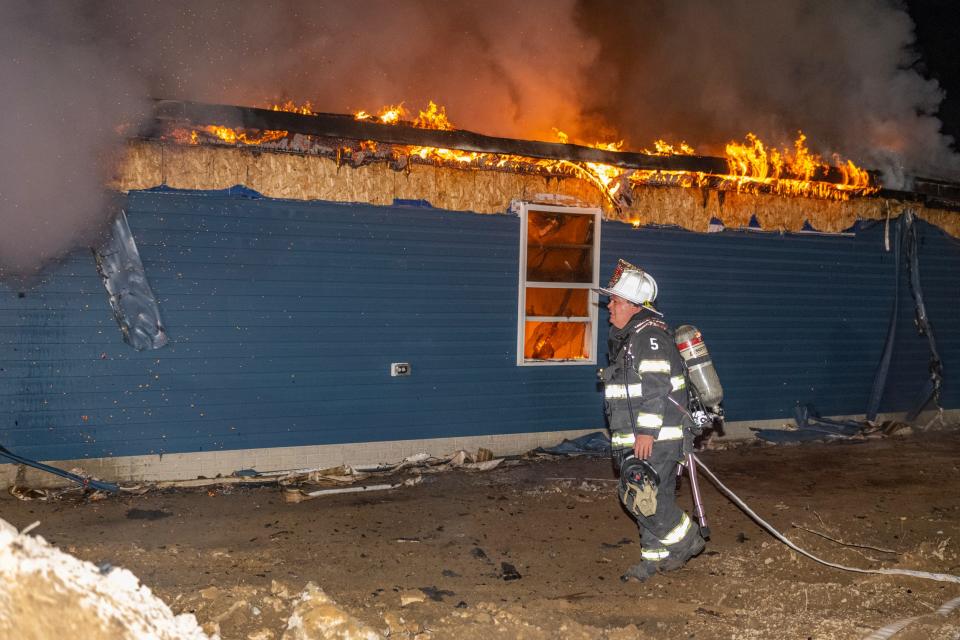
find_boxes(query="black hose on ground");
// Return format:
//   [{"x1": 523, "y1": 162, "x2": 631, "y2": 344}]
[{"x1": 0, "y1": 445, "x2": 119, "y2": 494}]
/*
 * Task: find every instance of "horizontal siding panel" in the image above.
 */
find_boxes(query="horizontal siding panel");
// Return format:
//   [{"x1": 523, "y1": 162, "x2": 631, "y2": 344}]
[
  {"x1": 601, "y1": 220, "x2": 959, "y2": 420},
  {"x1": 2, "y1": 189, "x2": 958, "y2": 460}
]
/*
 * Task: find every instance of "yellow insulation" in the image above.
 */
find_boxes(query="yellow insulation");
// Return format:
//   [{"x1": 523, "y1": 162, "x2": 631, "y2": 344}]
[{"x1": 110, "y1": 140, "x2": 959, "y2": 237}]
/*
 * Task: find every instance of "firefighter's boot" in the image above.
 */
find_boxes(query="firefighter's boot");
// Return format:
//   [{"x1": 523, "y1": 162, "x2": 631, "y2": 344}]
[
  {"x1": 658, "y1": 532, "x2": 706, "y2": 573},
  {"x1": 620, "y1": 560, "x2": 659, "y2": 583}
]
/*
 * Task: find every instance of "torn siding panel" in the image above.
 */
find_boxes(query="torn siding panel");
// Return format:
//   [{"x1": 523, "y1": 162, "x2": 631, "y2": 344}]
[{"x1": 93, "y1": 210, "x2": 168, "y2": 351}]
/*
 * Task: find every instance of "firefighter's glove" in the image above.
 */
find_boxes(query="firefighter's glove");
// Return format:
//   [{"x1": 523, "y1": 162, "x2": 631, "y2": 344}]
[{"x1": 618, "y1": 456, "x2": 659, "y2": 518}]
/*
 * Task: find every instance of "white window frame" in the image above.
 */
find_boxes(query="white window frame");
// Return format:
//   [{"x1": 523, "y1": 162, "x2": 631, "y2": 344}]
[{"x1": 516, "y1": 203, "x2": 601, "y2": 366}]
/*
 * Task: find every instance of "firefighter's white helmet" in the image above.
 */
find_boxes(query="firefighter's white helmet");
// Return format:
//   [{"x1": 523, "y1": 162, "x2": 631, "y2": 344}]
[{"x1": 596, "y1": 259, "x2": 658, "y2": 306}]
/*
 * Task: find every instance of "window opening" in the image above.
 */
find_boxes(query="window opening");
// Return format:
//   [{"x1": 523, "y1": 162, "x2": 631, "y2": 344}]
[{"x1": 517, "y1": 203, "x2": 601, "y2": 365}]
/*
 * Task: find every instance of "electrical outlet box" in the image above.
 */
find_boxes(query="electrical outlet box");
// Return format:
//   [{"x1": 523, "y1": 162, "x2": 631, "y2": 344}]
[{"x1": 390, "y1": 362, "x2": 411, "y2": 377}]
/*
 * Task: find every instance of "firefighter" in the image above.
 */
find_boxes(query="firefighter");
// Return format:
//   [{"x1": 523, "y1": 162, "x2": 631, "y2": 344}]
[{"x1": 596, "y1": 259, "x2": 705, "y2": 582}]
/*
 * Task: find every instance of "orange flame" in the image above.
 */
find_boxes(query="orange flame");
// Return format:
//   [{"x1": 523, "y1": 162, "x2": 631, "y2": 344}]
[
  {"x1": 189, "y1": 101, "x2": 314, "y2": 146},
  {"x1": 351, "y1": 100, "x2": 483, "y2": 164},
  {"x1": 547, "y1": 130, "x2": 627, "y2": 197},
  {"x1": 271, "y1": 100, "x2": 314, "y2": 115},
  {"x1": 836, "y1": 155, "x2": 872, "y2": 189},
  {"x1": 726, "y1": 133, "x2": 773, "y2": 181},
  {"x1": 200, "y1": 124, "x2": 287, "y2": 146},
  {"x1": 720, "y1": 131, "x2": 874, "y2": 198},
  {"x1": 377, "y1": 103, "x2": 407, "y2": 124},
  {"x1": 643, "y1": 139, "x2": 695, "y2": 156},
  {"x1": 414, "y1": 101, "x2": 455, "y2": 130},
  {"x1": 172, "y1": 100, "x2": 876, "y2": 205}
]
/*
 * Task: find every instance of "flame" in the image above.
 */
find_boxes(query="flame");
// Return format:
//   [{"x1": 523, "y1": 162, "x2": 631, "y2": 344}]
[
  {"x1": 169, "y1": 99, "x2": 876, "y2": 206},
  {"x1": 584, "y1": 141, "x2": 625, "y2": 196},
  {"x1": 352, "y1": 100, "x2": 482, "y2": 164},
  {"x1": 197, "y1": 124, "x2": 287, "y2": 146},
  {"x1": 376, "y1": 103, "x2": 407, "y2": 125},
  {"x1": 271, "y1": 100, "x2": 314, "y2": 115},
  {"x1": 836, "y1": 155, "x2": 872, "y2": 189},
  {"x1": 547, "y1": 130, "x2": 627, "y2": 197},
  {"x1": 644, "y1": 139, "x2": 696, "y2": 156},
  {"x1": 353, "y1": 100, "x2": 454, "y2": 130},
  {"x1": 414, "y1": 101, "x2": 455, "y2": 130},
  {"x1": 184, "y1": 101, "x2": 314, "y2": 146},
  {"x1": 719, "y1": 131, "x2": 874, "y2": 198},
  {"x1": 726, "y1": 133, "x2": 773, "y2": 181},
  {"x1": 789, "y1": 133, "x2": 820, "y2": 181}
]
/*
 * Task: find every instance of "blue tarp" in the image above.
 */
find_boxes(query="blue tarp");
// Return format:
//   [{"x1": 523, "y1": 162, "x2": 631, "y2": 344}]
[
  {"x1": 144, "y1": 184, "x2": 264, "y2": 199},
  {"x1": 534, "y1": 431, "x2": 611, "y2": 456}
]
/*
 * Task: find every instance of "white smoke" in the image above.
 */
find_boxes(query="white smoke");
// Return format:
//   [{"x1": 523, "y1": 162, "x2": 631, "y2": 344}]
[
  {"x1": 0, "y1": 0, "x2": 955, "y2": 276},
  {"x1": 0, "y1": 3, "x2": 148, "y2": 278},
  {"x1": 575, "y1": 0, "x2": 959, "y2": 186}
]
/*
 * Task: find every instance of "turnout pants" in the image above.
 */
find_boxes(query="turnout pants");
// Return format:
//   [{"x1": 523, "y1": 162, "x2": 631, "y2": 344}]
[{"x1": 627, "y1": 440, "x2": 701, "y2": 564}]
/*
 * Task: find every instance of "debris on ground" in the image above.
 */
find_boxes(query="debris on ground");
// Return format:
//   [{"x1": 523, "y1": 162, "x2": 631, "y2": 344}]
[
  {"x1": 6, "y1": 447, "x2": 509, "y2": 503},
  {"x1": 282, "y1": 583, "x2": 382, "y2": 640},
  {"x1": 752, "y1": 403, "x2": 951, "y2": 444},
  {"x1": 1, "y1": 430, "x2": 958, "y2": 638},
  {"x1": 0, "y1": 517, "x2": 213, "y2": 639}
]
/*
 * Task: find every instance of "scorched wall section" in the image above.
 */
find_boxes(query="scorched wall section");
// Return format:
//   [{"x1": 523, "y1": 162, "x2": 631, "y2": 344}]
[{"x1": 0, "y1": 190, "x2": 957, "y2": 463}]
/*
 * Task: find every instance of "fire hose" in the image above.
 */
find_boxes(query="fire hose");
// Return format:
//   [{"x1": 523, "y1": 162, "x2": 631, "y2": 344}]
[
  {"x1": 688, "y1": 454, "x2": 960, "y2": 639},
  {"x1": 0, "y1": 444, "x2": 119, "y2": 494},
  {"x1": 690, "y1": 453, "x2": 960, "y2": 584}
]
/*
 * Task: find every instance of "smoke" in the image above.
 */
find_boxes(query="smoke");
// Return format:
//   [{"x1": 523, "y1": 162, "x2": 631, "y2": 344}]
[
  {"x1": 0, "y1": 0, "x2": 596, "y2": 276},
  {"x1": 0, "y1": 4, "x2": 148, "y2": 278},
  {"x1": 101, "y1": 1, "x2": 597, "y2": 140},
  {"x1": 0, "y1": 0, "x2": 955, "y2": 276},
  {"x1": 575, "y1": 0, "x2": 959, "y2": 186}
]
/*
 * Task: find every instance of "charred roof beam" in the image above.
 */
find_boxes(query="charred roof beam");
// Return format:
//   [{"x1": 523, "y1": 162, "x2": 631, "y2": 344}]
[
  {"x1": 152, "y1": 99, "x2": 952, "y2": 192},
  {"x1": 152, "y1": 99, "x2": 728, "y2": 175}
]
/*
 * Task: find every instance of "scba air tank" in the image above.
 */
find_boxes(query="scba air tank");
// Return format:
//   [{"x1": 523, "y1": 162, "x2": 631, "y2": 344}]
[{"x1": 674, "y1": 325, "x2": 723, "y2": 411}]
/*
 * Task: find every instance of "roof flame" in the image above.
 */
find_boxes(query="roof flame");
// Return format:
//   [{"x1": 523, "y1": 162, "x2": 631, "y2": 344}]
[
  {"x1": 170, "y1": 100, "x2": 877, "y2": 206},
  {"x1": 271, "y1": 100, "x2": 314, "y2": 115},
  {"x1": 643, "y1": 140, "x2": 696, "y2": 156},
  {"x1": 722, "y1": 131, "x2": 873, "y2": 195},
  {"x1": 414, "y1": 101, "x2": 455, "y2": 130}
]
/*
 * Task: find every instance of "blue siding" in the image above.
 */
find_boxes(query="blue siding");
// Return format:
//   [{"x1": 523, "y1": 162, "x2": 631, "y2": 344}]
[
  {"x1": 601, "y1": 220, "x2": 959, "y2": 420},
  {"x1": 1, "y1": 190, "x2": 958, "y2": 460}
]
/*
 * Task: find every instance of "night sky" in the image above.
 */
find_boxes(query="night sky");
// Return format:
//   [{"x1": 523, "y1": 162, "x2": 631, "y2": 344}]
[{"x1": 909, "y1": 0, "x2": 960, "y2": 149}]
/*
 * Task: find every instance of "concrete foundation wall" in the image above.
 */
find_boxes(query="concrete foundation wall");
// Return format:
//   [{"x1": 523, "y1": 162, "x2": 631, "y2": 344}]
[{"x1": 3, "y1": 409, "x2": 955, "y2": 489}]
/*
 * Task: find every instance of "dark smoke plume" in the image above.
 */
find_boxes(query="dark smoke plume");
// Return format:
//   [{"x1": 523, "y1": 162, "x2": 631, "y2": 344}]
[
  {"x1": 576, "y1": 0, "x2": 958, "y2": 185},
  {"x1": 1, "y1": 0, "x2": 955, "y2": 276}
]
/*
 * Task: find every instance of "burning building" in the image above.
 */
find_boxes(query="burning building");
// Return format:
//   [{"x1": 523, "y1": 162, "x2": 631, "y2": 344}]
[{"x1": 1, "y1": 99, "x2": 958, "y2": 486}]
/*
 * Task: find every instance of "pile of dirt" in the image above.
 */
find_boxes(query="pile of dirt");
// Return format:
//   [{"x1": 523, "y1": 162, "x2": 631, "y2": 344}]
[{"x1": 0, "y1": 517, "x2": 211, "y2": 639}]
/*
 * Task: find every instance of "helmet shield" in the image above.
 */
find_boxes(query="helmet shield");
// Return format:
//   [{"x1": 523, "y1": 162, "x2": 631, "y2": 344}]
[{"x1": 595, "y1": 258, "x2": 658, "y2": 306}]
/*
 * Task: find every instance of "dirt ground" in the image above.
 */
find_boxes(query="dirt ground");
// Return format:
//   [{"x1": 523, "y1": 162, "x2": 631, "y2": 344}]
[{"x1": 2, "y1": 430, "x2": 960, "y2": 640}]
